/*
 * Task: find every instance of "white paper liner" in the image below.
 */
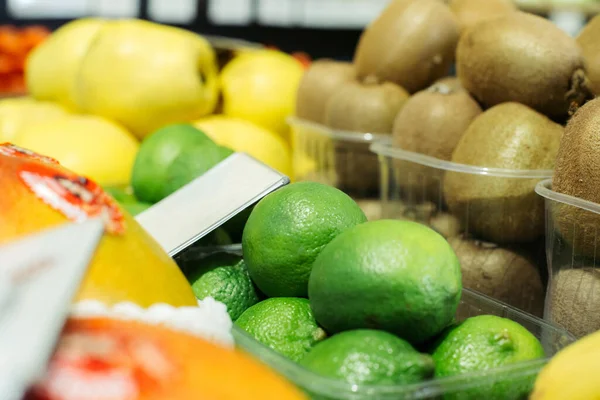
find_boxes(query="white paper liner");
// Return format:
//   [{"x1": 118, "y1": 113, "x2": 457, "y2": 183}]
[{"x1": 70, "y1": 297, "x2": 234, "y2": 348}]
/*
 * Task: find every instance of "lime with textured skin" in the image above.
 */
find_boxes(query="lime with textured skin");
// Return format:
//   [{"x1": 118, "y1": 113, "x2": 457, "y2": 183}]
[
  {"x1": 432, "y1": 315, "x2": 545, "y2": 400},
  {"x1": 132, "y1": 123, "x2": 215, "y2": 203},
  {"x1": 184, "y1": 253, "x2": 259, "y2": 320},
  {"x1": 242, "y1": 181, "x2": 367, "y2": 298},
  {"x1": 300, "y1": 329, "x2": 435, "y2": 386},
  {"x1": 235, "y1": 297, "x2": 327, "y2": 362},
  {"x1": 162, "y1": 144, "x2": 233, "y2": 199},
  {"x1": 308, "y1": 219, "x2": 462, "y2": 344}
]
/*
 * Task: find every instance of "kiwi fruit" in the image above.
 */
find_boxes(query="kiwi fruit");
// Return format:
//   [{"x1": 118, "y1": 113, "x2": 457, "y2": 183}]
[
  {"x1": 550, "y1": 268, "x2": 600, "y2": 338},
  {"x1": 392, "y1": 80, "x2": 481, "y2": 161},
  {"x1": 457, "y1": 11, "x2": 593, "y2": 120},
  {"x1": 443, "y1": 102, "x2": 563, "y2": 244},
  {"x1": 553, "y1": 97, "x2": 600, "y2": 257},
  {"x1": 324, "y1": 78, "x2": 410, "y2": 195},
  {"x1": 577, "y1": 15, "x2": 600, "y2": 95},
  {"x1": 391, "y1": 80, "x2": 481, "y2": 203},
  {"x1": 353, "y1": 0, "x2": 460, "y2": 94},
  {"x1": 430, "y1": 212, "x2": 463, "y2": 239},
  {"x1": 355, "y1": 198, "x2": 382, "y2": 221},
  {"x1": 434, "y1": 76, "x2": 463, "y2": 91},
  {"x1": 448, "y1": 0, "x2": 516, "y2": 33},
  {"x1": 448, "y1": 236, "x2": 545, "y2": 317},
  {"x1": 295, "y1": 59, "x2": 355, "y2": 124}
]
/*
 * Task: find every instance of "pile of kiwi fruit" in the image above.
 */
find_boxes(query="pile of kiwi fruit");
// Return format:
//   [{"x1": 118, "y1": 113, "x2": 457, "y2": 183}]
[{"x1": 294, "y1": 0, "x2": 600, "y2": 324}]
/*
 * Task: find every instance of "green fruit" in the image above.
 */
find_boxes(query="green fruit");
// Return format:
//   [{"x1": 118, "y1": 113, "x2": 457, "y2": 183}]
[
  {"x1": 131, "y1": 123, "x2": 215, "y2": 203},
  {"x1": 221, "y1": 206, "x2": 253, "y2": 243},
  {"x1": 195, "y1": 228, "x2": 233, "y2": 247},
  {"x1": 300, "y1": 329, "x2": 435, "y2": 386},
  {"x1": 120, "y1": 201, "x2": 152, "y2": 216},
  {"x1": 308, "y1": 219, "x2": 462, "y2": 344},
  {"x1": 104, "y1": 185, "x2": 138, "y2": 203},
  {"x1": 185, "y1": 253, "x2": 259, "y2": 321},
  {"x1": 431, "y1": 315, "x2": 545, "y2": 400},
  {"x1": 235, "y1": 297, "x2": 327, "y2": 362},
  {"x1": 242, "y1": 181, "x2": 367, "y2": 298},
  {"x1": 162, "y1": 143, "x2": 233, "y2": 199}
]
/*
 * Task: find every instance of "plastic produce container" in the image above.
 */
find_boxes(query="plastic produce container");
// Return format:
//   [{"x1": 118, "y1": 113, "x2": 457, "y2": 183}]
[
  {"x1": 535, "y1": 179, "x2": 600, "y2": 338},
  {"x1": 234, "y1": 288, "x2": 575, "y2": 400},
  {"x1": 370, "y1": 140, "x2": 553, "y2": 317},
  {"x1": 288, "y1": 117, "x2": 388, "y2": 199}
]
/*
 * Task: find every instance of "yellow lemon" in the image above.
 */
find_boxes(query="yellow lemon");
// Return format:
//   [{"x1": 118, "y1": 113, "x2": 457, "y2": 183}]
[
  {"x1": 192, "y1": 115, "x2": 292, "y2": 177},
  {"x1": 14, "y1": 114, "x2": 139, "y2": 186},
  {"x1": 219, "y1": 49, "x2": 304, "y2": 142},
  {"x1": 0, "y1": 97, "x2": 69, "y2": 143}
]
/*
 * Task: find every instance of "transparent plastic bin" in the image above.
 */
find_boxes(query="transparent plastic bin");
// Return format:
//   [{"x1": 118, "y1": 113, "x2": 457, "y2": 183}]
[
  {"x1": 233, "y1": 288, "x2": 575, "y2": 400},
  {"x1": 535, "y1": 179, "x2": 600, "y2": 338},
  {"x1": 288, "y1": 117, "x2": 388, "y2": 198},
  {"x1": 370, "y1": 140, "x2": 553, "y2": 317}
]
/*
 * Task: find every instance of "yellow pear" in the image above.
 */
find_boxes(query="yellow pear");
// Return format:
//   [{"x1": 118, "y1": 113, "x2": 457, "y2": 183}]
[
  {"x1": 219, "y1": 49, "x2": 305, "y2": 142},
  {"x1": 74, "y1": 19, "x2": 219, "y2": 139},
  {"x1": 0, "y1": 97, "x2": 69, "y2": 142},
  {"x1": 15, "y1": 114, "x2": 139, "y2": 187},
  {"x1": 25, "y1": 18, "x2": 107, "y2": 111}
]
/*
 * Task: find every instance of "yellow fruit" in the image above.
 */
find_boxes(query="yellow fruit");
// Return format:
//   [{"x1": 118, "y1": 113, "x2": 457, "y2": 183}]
[
  {"x1": 0, "y1": 97, "x2": 69, "y2": 143},
  {"x1": 14, "y1": 114, "x2": 139, "y2": 187},
  {"x1": 25, "y1": 18, "x2": 107, "y2": 111},
  {"x1": 220, "y1": 49, "x2": 304, "y2": 141},
  {"x1": 531, "y1": 329, "x2": 600, "y2": 400},
  {"x1": 75, "y1": 19, "x2": 219, "y2": 138},
  {"x1": 193, "y1": 115, "x2": 292, "y2": 177}
]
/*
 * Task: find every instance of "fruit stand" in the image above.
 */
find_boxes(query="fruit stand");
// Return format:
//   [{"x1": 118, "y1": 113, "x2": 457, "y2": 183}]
[{"x1": 2, "y1": 0, "x2": 600, "y2": 399}]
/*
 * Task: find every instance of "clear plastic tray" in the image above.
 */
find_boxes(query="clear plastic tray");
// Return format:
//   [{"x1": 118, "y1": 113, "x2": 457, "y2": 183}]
[
  {"x1": 233, "y1": 288, "x2": 575, "y2": 400},
  {"x1": 535, "y1": 179, "x2": 600, "y2": 338},
  {"x1": 288, "y1": 117, "x2": 388, "y2": 199},
  {"x1": 370, "y1": 140, "x2": 553, "y2": 317}
]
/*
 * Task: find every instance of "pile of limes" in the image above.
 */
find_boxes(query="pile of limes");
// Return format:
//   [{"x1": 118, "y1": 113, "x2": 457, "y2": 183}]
[{"x1": 182, "y1": 181, "x2": 546, "y2": 399}]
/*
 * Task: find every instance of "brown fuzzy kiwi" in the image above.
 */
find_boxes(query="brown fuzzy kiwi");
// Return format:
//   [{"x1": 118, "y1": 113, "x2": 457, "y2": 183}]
[
  {"x1": 430, "y1": 212, "x2": 463, "y2": 239},
  {"x1": 434, "y1": 76, "x2": 463, "y2": 91},
  {"x1": 324, "y1": 77, "x2": 410, "y2": 195},
  {"x1": 448, "y1": 0, "x2": 516, "y2": 33},
  {"x1": 391, "y1": 81, "x2": 481, "y2": 203},
  {"x1": 577, "y1": 15, "x2": 600, "y2": 96},
  {"x1": 549, "y1": 268, "x2": 600, "y2": 338},
  {"x1": 457, "y1": 11, "x2": 593, "y2": 120},
  {"x1": 448, "y1": 236, "x2": 545, "y2": 317},
  {"x1": 553, "y1": 97, "x2": 600, "y2": 257},
  {"x1": 295, "y1": 59, "x2": 355, "y2": 124},
  {"x1": 353, "y1": 0, "x2": 460, "y2": 94},
  {"x1": 443, "y1": 102, "x2": 563, "y2": 244}
]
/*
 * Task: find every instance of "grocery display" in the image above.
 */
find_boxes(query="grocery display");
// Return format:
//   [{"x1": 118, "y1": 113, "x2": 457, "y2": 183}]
[{"x1": 5, "y1": 0, "x2": 600, "y2": 397}]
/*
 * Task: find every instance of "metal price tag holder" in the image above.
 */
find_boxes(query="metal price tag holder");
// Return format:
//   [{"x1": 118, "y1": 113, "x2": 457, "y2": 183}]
[
  {"x1": 0, "y1": 218, "x2": 105, "y2": 400},
  {"x1": 135, "y1": 153, "x2": 290, "y2": 257}
]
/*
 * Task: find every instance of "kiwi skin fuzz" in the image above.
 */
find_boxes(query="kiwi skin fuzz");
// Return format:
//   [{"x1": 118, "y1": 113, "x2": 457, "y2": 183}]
[
  {"x1": 448, "y1": 236, "x2": 545, "y2": 317},
  {"x1": 457, "y1": 11, "x2": 593, "y2": 120},
  {"x1": 324, "y1": 78, "x2": 410, "y2": 196},
  {"x1": 443, "y1": 102, "x2": 563, "y2": 244},
  {"x1": 577, "y1": 15, "x2": 600, "y2": 96},
  {"x1": 295, "y1": 59, "x2": 355, "y2": 124},
  {"x1": 550, "y1": 268, "x2": 600, "y2": 338},
  {"x1": 448, "y1": 0, "x2": 517, "y2": 33},
  {"x1": 553, "y1": 97, "x2": 600, "y2": 257},
  {"x1": 354, "y1": 0, "x2": 460, "y2": 94},
  {"x1": 392, "y1": 81, "x2": 481, "y2": 203}
]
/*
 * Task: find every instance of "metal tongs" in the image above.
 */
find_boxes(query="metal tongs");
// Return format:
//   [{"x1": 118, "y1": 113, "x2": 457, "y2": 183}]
[{"x1": 0, "y1": 218, "x2": 104, "y2": 400}]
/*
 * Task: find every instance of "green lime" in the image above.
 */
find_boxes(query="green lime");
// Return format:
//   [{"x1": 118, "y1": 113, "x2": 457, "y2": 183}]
[
  {"x1": 431, "y1": 315, "x2": 545, "y2": 400},
  {"x1": 184, "y1": 253, "x2": 259, "y2": 321},
  {"x1": 242, "y1": 181, "x2": 367, "y2": 297},
  {"x1": 308, "y1": 219, "x2": 462, "y2": 344},
  {"x1": 235, "y1": 297, "x2": 327, "y2": 362},
  {"x1": 104, "y1": 185, "x2": 138, "y2": 203},
  {"x1": 131, "y1": 124, "x2": 216, "y2": 203},
  {"x1": 221, "y1": 205, "x2": 254, "y2": 243},
  {"x1": 195, "y1": 228, "x2": 233, "y2": 247},
  {"x1": 120, "y1": 200, "x2": 152, "y2": 216},
  {"x1": 162, "y1": 143, "x2": 233, "y2": 199},
  {"x1": 300, "y1": 329, "x2": 434, "y2": 386}
]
